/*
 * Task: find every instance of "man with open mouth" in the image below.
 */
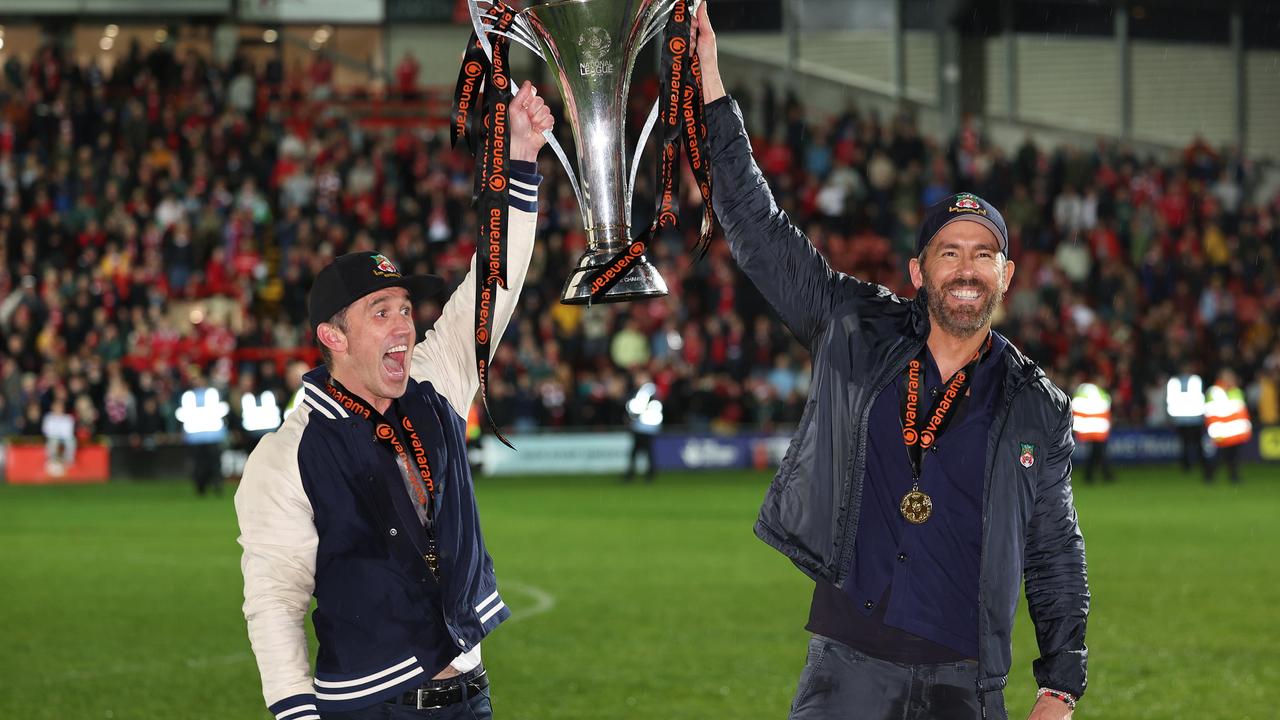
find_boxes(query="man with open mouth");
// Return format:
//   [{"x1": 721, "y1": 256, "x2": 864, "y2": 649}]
[{"x1": 235, "y1": 81, "x2": 553, "y2": 720}]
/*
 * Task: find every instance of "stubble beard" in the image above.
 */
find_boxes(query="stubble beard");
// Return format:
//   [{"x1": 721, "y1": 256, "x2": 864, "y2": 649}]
[{"x1": 922, "y1": 267, "x2": 1005, "y2": 339}]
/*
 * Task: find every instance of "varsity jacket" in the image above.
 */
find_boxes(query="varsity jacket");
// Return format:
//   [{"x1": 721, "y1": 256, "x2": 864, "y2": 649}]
[
  {"x1": 235, "y1": 176, "x2": 540, "y2": 719},
  {"x1": 707, "y1": 97, "x2": 1089, "y2": 716}
]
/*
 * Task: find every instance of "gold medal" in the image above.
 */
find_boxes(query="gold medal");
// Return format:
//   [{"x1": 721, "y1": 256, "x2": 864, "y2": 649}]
[{"x1": 900, "y1": 487, "x2": 933, "y2": 524}]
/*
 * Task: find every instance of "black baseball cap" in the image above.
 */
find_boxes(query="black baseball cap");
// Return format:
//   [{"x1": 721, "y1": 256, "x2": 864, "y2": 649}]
[
  {"x1": 916, "y1": 192, "x2": 1009, "y2": 257},
  {"x1": 308, "y1": 252, "x2": 445, "y2": 331}
]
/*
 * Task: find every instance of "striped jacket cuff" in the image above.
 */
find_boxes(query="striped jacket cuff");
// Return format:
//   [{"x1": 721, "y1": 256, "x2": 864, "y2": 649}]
[
  {"x1": 269, "y1": 693, "x2": 320, "y2": 720},
  {"x1": 508, "y1": 159, "x2": 542, "y2": 213}
]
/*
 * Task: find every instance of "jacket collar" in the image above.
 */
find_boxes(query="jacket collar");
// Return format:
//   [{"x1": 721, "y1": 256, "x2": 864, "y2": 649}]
[
  {"x1": 996, "y1": 334, "x2": 1045, "y2": 400},
  {"x1": 297, "y1": 366, "x2": 381, "y2": 422}
]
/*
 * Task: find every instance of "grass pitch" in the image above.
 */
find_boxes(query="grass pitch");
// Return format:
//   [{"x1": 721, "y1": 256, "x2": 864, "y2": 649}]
[{"x1": 2, "y1": 464, "x2": 1277, "y2": 719}]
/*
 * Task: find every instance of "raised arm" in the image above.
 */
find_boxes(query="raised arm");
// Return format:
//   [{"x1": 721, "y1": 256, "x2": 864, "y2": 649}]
[
  {"x1": 410, "y1": 190, "x2": 539, "y2": 416},
  {"x1": 695, "y1": 3, "x2": 865, "y2": 349},
  {"x1": 411, "y1": 80, "x2": 551, "y2": 416}
]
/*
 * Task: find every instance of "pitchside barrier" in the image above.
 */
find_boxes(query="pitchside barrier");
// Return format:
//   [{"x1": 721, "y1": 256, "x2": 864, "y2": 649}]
[
  {"x1": 477, "y1": 426, "x2": 1279, "y2": 476},
  {"x1": 3, "y1": 426, "x2": 1277, "y2": 483}
]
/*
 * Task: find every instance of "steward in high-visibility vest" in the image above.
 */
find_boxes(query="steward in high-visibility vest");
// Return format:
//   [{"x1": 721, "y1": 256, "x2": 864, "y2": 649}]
[
  {"x1": 1167, "y1": 370, "x2": 1208, "y2": 477},
  {"x1": 1205, "y1": 384, "x2": 1252, "y2": 447},
  {"x1": 1072, "y1": 383, "x2": 1111, "y2": 442},
  {"x1": 1166, "y1": 374, "x2": 1205, "y2": 424},
  {"x1": 1072, "y1": 381, "x2": 1114, "y2": 483},
  {"x1": 1204, "y1": 370, "x2": 1251, "y2": 483}
]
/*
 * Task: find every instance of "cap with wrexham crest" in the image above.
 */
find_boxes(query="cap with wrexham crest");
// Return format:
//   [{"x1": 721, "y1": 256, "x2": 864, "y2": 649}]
[
  {"x1": 916, "y1": 192, "x2": 1009, "y2": 257},
  {"x1": 308, "y1": 252, "x2": 445, "y2": 331}
]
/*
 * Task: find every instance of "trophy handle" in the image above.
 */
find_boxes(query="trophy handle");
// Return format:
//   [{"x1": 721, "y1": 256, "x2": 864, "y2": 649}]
[
  {"x1": 625, "y1": 0, "x2": 703, "y2": 227},
  {"x1": 626, "y1": 98, "x2": 661, "y2": 227},
  {"x1": 468, "y1": 0, "x2": 587, "y2": 217}
]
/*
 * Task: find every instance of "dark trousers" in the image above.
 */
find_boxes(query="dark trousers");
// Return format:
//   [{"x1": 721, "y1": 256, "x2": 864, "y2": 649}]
[
  {"x1": 192, "y1": 443, "x2": 223, "y2": 495},
  {"x1": 1176, "y1": 425, "x2": 1207, "y2": 477},
  {"x1": 321, "y1": 670, "x2": 492, "y2": 720},
  {"x1": 790, "y1": 635, "x2": 992, "y2": 720},
  {"x1": 1083, "y1": 439, "x2": 1113, "y2": 483},
  {"x1": 1206, "y1": 444, "x2": 1242, "y2": 483},
  {"x1": 624, "y1": 432, "x2": 655, "y2": 481}
]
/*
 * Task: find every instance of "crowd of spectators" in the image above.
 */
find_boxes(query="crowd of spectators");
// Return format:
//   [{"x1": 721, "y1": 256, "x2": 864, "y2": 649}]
[{"x1": 2, "y1": 37, "x2": 1279, "y2": 454}]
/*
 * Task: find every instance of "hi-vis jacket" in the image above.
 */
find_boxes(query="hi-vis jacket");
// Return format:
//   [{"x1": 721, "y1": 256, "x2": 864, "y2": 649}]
[
  {"x1": 1071, "y1": 383, "x2": 1111, "y2": 442},
  {"x1": 235, "y1": 185, "x2": 539, "y2": 719},
  {"x1": 1205, "y1": 383, "x2": 1252, "y2": 447}
]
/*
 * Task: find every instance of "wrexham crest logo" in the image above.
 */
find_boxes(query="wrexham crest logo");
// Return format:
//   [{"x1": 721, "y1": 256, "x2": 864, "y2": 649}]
[
  {"x1": 949, "y1": 193, "x2": 987, "y2": 215},
  {"x1": 371, "y1": 253, "x2": 400, "y2": 278},
  {"x1": 1019, "y1": 442, "x2": 1036, "y2": 468}
]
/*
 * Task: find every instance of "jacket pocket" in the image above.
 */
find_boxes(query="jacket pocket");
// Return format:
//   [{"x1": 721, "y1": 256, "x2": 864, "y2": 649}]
[{"x1": 774, "y1": 392, "x2": 818, "y2": 493}]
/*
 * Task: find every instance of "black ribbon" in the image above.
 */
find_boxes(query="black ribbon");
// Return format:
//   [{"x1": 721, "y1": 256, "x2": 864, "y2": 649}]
[
  {"x1": 899, "y1": 338, "x2": 990, "y2": 481},
  {"x1": 684, "y1": 50, "x2": 714, "y2": 259},
  {"x1": 451, "y1": 34, "x2": 488, "y2": 157},
  {"x1": 453, "y1": 2, "x2": 519, "y2": 449},
  {"x1": 321, "y1": 379, "x2": 437, "y2": 512},
  {"x1": 584, "y1": 0, "x2": 715, "y2": 299}
]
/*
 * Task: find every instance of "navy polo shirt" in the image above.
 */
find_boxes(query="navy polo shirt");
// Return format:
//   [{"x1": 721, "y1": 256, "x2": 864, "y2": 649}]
[{"x1": 808, "y1": 332, "x2": 1008, "y2": 661}]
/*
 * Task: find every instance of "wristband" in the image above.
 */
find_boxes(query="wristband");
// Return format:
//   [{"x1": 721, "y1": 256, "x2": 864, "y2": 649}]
[{"x1": 1036, "y1": 687, "x2": 1077, "y2": 710}]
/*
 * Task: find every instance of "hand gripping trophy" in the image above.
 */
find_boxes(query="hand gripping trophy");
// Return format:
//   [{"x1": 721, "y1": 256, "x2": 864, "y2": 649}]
[{"x1": 452, "y1": 0, "x2": 714, "y2": 306}]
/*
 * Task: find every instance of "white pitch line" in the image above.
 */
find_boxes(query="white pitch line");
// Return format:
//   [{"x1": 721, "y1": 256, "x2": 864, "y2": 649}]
[
  {"x1": 51, "y1": 651, "x2": 252, "y2": 683},
  {"x1": 499, "y1": 580, "x2": 556, "y2": 625}
]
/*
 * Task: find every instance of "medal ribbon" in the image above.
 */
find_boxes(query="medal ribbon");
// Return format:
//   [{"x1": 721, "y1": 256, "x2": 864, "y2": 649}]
[
  {"x1": 453, "y1": 2, "x2": 519, "y2": 449},
  {"x1": 584, "y1": 0, "x2": 715, "y2": 299},
  {"x1": 899, "y1": 337, "x2": 990, "y2": 482},
  {"x1": 323, "y1": 379, "x2": 437, "y2": 517}
]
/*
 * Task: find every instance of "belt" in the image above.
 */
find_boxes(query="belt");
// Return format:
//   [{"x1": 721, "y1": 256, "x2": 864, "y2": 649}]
[{"x1": 390, "y1": 670, "x2": 489, "y2": 710}]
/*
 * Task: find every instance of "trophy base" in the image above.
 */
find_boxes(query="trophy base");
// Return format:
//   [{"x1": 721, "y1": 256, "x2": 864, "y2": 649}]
[{"x1": 560, "y1": 247, "x2": 669, "y2": 305}]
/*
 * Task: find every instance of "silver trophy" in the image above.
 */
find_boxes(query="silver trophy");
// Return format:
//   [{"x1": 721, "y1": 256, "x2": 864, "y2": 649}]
[{"x1": 471, "y1": 0, "x2": 700, "y2": 304}]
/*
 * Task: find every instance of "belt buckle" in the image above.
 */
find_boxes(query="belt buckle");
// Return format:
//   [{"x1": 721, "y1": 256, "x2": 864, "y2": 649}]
[{"x1": 416, "y1": 688, "x2": 446, "y2": 711}]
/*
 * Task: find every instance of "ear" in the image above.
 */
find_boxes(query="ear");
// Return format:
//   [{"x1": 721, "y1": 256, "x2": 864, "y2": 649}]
[
  {"x1": 908, "y1": 256, "x2": 924, "y2": 291},
  {"x1": 316, "y1": 322, "x2": 348, "y2": 357},
  {"x1": 1001, "y1": 256, "x2": 1016, "y2": 291}
]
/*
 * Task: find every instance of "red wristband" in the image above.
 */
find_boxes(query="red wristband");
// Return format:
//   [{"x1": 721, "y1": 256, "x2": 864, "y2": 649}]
[{"x1": 1036, "y1": 687, "x2": 1077, "y2": 710}]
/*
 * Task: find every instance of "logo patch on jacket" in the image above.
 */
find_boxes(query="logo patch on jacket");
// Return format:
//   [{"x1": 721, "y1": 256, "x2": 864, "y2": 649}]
[
  {"x1": 1019, "y1": 442, "x2": 1036, "y2": 468},
  {"x1": 371, "y1": 253, "x2": 401, "y2": 277}
]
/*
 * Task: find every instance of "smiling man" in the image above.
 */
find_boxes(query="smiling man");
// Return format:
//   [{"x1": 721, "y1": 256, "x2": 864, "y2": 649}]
[
  {"x1": 693, "y1": 6, "x2": 1088, "y2": 719},
  {"x1": 235, "y1": 82, "x2": 552, "y2": 720}
]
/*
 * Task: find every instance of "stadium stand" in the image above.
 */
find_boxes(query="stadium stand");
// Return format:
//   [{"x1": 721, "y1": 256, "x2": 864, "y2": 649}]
[{"x1": 1, "y1": 40, "x2": 1278, "y2": 459}]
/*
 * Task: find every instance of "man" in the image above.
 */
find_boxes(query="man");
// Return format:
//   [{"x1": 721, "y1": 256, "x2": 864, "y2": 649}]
[
  {"x1": 693, "y1": 6, "x2": 1088, "y2": 719},
  {"x1": 235, "y1": 81, "x2": 552, "y2": 720},
  {"x1": 1071, "y1": 376, "x2": 1113, "y2": 483},
  {"x1": 179, "y1": 369, "x2": 229, "y2": 497},
  {"x1": 623, "y1": 380, "x2": 663, "y2": 482},
  {"x1": 41, "y1": 399, "x2": 76, "y2": 477},
  {"x1": 1166, "y1": 365, "x2": 1208, "y2": 478},
  {"x1": 1204, "y1": 368, "x2": 1252, "y2": 483}
]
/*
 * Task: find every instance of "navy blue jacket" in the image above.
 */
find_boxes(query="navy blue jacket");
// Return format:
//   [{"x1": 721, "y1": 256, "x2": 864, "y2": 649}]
[
  {"x1": 236, "y1": 196, "x2": 539, "y2": 719},
  {"x1": 296, "y1": 368, "x2": 506, "y2": 712}
]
